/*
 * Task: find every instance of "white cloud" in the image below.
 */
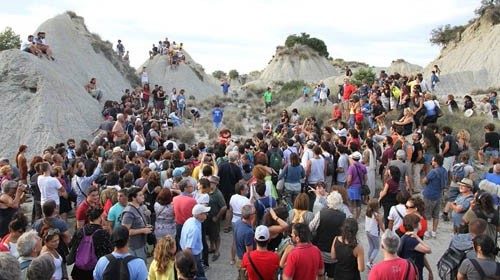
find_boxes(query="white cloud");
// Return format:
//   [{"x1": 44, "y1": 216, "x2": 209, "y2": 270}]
[{"x1": 0, "y1": 0, "x2": 479, "y2": 73}]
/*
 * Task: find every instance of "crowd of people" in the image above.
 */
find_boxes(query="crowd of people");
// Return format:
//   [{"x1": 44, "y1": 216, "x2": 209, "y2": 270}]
[{"x1": 0, "y1": 67, "x2": 499, "y2": 280}]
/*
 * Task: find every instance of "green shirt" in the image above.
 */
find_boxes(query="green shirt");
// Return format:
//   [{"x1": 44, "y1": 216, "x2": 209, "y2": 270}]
[{"x1": 264, "y1": 91, "x2": 272, "y2": 103}]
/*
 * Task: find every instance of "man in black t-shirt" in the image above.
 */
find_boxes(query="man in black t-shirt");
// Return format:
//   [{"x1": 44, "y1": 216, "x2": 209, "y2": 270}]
[
  {"x1": 440, "y1": 127, "x2": 458, "y2": 181},
  {"x1": 411, "y1": 132, "x2": 425, "y2": 193}
]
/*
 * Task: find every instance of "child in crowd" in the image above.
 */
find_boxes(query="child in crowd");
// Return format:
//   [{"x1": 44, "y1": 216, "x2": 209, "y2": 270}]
[
  {"x1": 446, "y1": 94, "x2": 459, "y2": 113},
  {"x1": 365, "y1": 198, "x2": 384, "y2": 269}
]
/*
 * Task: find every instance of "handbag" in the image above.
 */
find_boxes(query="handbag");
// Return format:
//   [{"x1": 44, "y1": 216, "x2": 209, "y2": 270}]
[
  {"x1": 130, "y1": 205, "x2": 156, "y2": 246},
  {"x1": 354, "y1": 164, "x2": 370, "y2": 196}
]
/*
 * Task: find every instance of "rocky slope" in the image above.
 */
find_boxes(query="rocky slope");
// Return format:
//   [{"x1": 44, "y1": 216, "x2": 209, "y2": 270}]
[
  {"x1": 425, "y1": 10, "x2": 500, "y2": 95},
  {"x1": 258, "y1": 45, "x2": 339, "y2": 82},
  {"x1": 139, "y1": 51, "x2": 219, "y2": 100},
  {"x1": 0, "y1": 12, "x2": 132, "y2": 158}
]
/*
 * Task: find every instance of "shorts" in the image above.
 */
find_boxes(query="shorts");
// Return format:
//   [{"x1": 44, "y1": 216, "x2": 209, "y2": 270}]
[
  {"x1": 265, "y1": 102, "x2": 272, "y2": 109},
  {"x1": 485, "y1": 148, "x2": 499, "y2": 158},
  {"x1": 423, "y1": 197, "x2": 441, "y2": 219},
  {"x1": 348, "y1": 185, "x2": 361, "y2": 202},
  {"x1": 443, "y1": 156, "x2": 455, "y2": 172},
  {"x1": 423, "y1": 153, "x2": 433, "y2": 165},
  {"x1": 205, "y1": 218, "x2": 221, "y2": 241}
]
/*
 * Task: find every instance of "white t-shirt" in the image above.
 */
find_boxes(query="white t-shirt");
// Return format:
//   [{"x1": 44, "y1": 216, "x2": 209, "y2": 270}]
[
  {"x1": 229, "y1": 194, "x2": 250, "y2": 223},
  {"x1": 141, "y1": 71, "x2": 148, "y2": 84},
  {"x1": 388, "y1": 204, "x2": 406, "y2": 232},
  {"x1": 301, "y1": 149, "x2": 314, "y2": 169},
  {"x1": 38, "y1": 175, "x2": 63, "y2": 206}
]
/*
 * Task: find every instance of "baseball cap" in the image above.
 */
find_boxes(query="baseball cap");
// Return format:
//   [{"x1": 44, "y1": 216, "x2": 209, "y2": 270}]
[
  {"x1": 172, "y1": 167, "x2": 186, "y2": 178},
  {"x1": 254, "y1": 225, "x2": 270, "y2": 241},
  {"x1": 196, "y1": 193, "x2": 209, "y2": 205},
  {"x1": 349, "y1": 151, "x2": 362, "y2": 160},
  {"x1": 192, "y1": 204, "x2": 211, "y2": 216}
]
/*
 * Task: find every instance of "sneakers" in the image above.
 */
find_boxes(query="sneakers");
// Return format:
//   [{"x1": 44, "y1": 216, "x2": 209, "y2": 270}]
[
  {"x1": 367, "y1": 262, "x2": 373, "y2": 270},
  {"x1": 424, "y1": 231, "x2": 432, "y2": 239},
  {"x1": 441, "y1": 213, "x2": 450, "y2": 222},
  {"x1": 431, "y1": 231, "x2": 437, "y2": 238}
]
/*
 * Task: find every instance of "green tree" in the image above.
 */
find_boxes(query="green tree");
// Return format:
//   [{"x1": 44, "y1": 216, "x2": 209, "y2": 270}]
[
  {"x1": 228, "y1": 69, "x2": 239, "y2": 79},
  {"x1": 429, "y1": 24, "x2": 465, "y2": 47},
  {"x1": 284, "y1": 32, "x2": 329, "y2": 58},
  {"x1": 475, "y1": 0, "x2": 499, "y2": 15},
  {"x1": 351, "y1": 68, "x2": 376, "y2": 87},
  {"x1": 0, "y1": 27, "x2": 21, "y2": 51},
  {"x1": 212, "y1": 70, "x2": 226, "y2": 80}
]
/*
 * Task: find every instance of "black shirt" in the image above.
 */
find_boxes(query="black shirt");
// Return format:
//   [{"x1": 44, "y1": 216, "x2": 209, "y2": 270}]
[{"x1": 485, "y1": 131, "x2": 499, "y2": 150}]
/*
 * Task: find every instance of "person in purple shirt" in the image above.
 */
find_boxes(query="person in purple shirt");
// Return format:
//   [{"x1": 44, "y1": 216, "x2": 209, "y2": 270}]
[{"x1": 346, "y1": 151, "x2": 367, "y2": 219}]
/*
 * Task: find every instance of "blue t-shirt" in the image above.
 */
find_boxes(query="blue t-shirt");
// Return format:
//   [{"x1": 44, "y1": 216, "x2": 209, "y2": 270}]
[
  {"x1": 221, "y1": 82, "x2": 230, "y2": 93},
  {"x1": 485, "y1": 173, "x2": 500, "y2": 185},
  {"x1": 422, "y1": 167, "x2": 447, "y2": 200},
  {"x1": 399, "y1": 235, "x2": 425, "y2": 279},
  {"x1": 93, "y1": 252, "x2": 148, "y2": 280},
  {"x1": 254, "y1": 196, "x2": 277, "y2": 221},
  {"x1": 212, "y1": 108, "x2": 223, "y2": 123},
  {"x1": 107, "y1": 203, "x2": 125, "y2": 230},
  {"x1": 233, "y1": 220, "x2": 254, "y2": 259}
]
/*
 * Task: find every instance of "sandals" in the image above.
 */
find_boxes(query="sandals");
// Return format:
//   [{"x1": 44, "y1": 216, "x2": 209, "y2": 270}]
[
  {"x1": 212, "y1": 252, "x2": 220, "y2": 262},
  {"x1": 223, "y1": 226, "x2": 232, "y2": 233}
]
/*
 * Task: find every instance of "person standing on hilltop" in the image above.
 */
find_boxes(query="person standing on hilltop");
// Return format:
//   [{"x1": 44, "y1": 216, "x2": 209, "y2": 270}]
[
  {"x1": 212, "y1": 104, "x2": 224, "y2": 130},
  {"x1": 221, "y1": 80, "x2": 230, "y2": 96},
  {"x1": 263, "y1": 87, "x2": 273, "y2": 114},
  {"x1": 116, "y1": 40, "x2": 125, "y2": 58}
]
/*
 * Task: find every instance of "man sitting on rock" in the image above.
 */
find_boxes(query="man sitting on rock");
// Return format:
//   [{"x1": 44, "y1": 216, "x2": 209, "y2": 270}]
[
  {"x1": 20, "y1": 35, "x2": 43, "y2": 57},
  {"x1": 34, "y1": 32, "x2": 55, "y2": 60},
  {"x1": 84, "y1": 77, "x2": 104, "y2": 101}
]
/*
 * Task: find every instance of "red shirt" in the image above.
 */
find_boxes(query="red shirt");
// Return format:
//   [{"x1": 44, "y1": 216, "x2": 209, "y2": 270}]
[
  {"x1": 398, "y1": 217, "x2": 427, "y2": 238},
  {"x1": 241, "y1": 250, "x2": 280, "y2": 280},
  {"x1": 283, "y1": 243, "x2": 323, "y2": 280},
  {"x1": 332, "y1": 108, "x2": 342, "y2": 121},
  {"x1": 343, "y1": 84, "x2": 357, "y2": 100},
  {"x1": 172, "y1": 194, "x2": 197, "y2": 224},
  {"x1": 76, "y1": 200, "x2": 91, "y2": 224},
  {"x1": 368, "y1": 257, "x2": 418, "y2": 280}
]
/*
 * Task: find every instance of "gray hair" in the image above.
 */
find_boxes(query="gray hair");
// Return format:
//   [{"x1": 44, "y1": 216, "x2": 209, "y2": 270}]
[
  {"x1": 326, "y1": 191, "x2": 343, "y2": 210},
  {"x1": 381, "y1": 229, "x2": 400, "y2": 254},
  {"x1": 0, "y1": 253, "x2": 21, "y2": 280},
  {"x1": 178, "y1": 178, "x2": 192, "y2": 192},
  {"x1": 395, "y1": 149, "x2": 406, "y2": 160},
  {"x1": 241, "y1": 204, "x2": 255, "y2": 220},
  {"x1": 228, "y1": 151, "x2": 239, "y2": 163},
  {"x1": 27, "y1": 254, "x2": 55, "y2": 280},
  {"x1": 17, "y1": 231, "x2": 41, "y2": 257},
  {"x1": 2, "y1": 180, "x2": 17, "y2": 194}
]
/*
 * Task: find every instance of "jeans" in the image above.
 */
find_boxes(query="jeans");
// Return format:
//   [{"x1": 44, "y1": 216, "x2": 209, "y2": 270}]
[
  {"x1": 176, "y1": 224, "x2": 183, "y2": 251},
  {"x1": 193, "y1": 254, "x2": 207, "y2": 279},
  {"x1": 366, "y1": 232, "x2": 380, "y2": 263}
]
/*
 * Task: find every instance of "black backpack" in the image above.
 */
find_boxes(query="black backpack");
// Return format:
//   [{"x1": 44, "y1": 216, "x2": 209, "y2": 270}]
[
  {"x1": 102, "y1": 254, "x2": 138, "y2": 280},
  {"x1": 437, "y1": 245, "x2": 473, "y2": 280},
  {"x1": 322, "y1": 154, "x2": 335, "y2": 176}
]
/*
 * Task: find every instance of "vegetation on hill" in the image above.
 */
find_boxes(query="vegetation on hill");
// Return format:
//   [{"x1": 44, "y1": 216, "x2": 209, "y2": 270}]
[
  {"x1": 0, "y1": 27, "x2": 21, "y2": 51},
  {"x1": 229, "y1": 69, "x2": 239, "y2": 79},
  {"x1": 429, "y1": 1, "x2": 499, "y2": 47},
  {"x1": 330, "y1": 58, "x2": 369, "y2": 69},
  {"x1": 351, "y1": 68, "x2": 376, "y2": 87},
  {"x1": 285, "y1": 33, "x2": 329, "y2": 58},
  {"x1": 212, "y1": 70, "x2": 226, "y2": 80},
  {"x1": 66, "y1": 11, "x2": 140, "y2": 87}
]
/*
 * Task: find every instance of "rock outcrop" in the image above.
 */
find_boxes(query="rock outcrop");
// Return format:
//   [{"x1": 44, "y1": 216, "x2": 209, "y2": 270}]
[
  {"x1": 259, "y1": 45, "x2": 339, "y2": 82},
  {"x1": 384, "y1": 59, "x2": 423, "y2": 76},
  {"x1": 425, "y1": 11, "x2": 500, "y2": 95},
  {"x1": 139, "y1": 52, "x2": 219, "y2": 100},
  {"x1": 0, "y1": 12, "x2": 132, "y2": 158}
]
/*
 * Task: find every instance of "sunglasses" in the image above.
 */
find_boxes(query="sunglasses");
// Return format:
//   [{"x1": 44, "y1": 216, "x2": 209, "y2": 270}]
[{"x1": 405, "y1": 205, "x2": 415, "y2": 209}]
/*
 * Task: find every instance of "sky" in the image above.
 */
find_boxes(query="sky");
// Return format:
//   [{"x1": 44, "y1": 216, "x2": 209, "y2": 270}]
[{"x1": 0, "y1": 0, "x2": 480, "y2": 74}]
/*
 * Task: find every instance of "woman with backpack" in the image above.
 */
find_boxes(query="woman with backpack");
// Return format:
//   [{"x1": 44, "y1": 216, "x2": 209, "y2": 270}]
[
  {"x1": 68, "y1": 207, "x2": 112, "y2": 280},
  {"x1": 278, "y1": 152, "x2": 305, "y2": 207},
  {"x1": 457, "y1": 234, "x2": 500, "y2": 279}
]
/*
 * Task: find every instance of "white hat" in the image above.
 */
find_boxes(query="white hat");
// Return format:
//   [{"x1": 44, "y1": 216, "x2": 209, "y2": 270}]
[
  {"x1": 464, "y1": 109, "x2": 474, "y2": 118},
  {"x1": 192, "y1": 204, "x2": 211, "y2": 216},
  {"x1": 349, "y1": 151, "x2": 362, "y2": 160},
  {"x1": 254, "y1": 225, "x2": 270, "y2": 241}
]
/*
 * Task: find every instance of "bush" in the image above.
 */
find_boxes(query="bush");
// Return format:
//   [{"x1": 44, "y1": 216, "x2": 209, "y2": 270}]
[
  {"x1": 212, "y1": 70, "x2": 226, "y2": 80},
  {"x1": 229, "y1": 69, "x2": 239, "y2": 79},
  {"x1": 274, "y1": 80, "x2": 306, "y2": 105},
  {"x1": 475, "y1": 0, "x2": 500, "y2": 16},
  {"x1": 285, "y1": 32, "x2": 329, "y2": 58},
  {"x1": 170, "y1": 128, "x2": 196, "y2": 145},
  {"x1": 351, "y1": 68, "x2": 376, "y2": 87},
  {"x1": 0, "y1": 27, "x2": 21, "y2": 51},
  {"x1": 429, "y1": 24, "x2": 466, "y2": 47}
]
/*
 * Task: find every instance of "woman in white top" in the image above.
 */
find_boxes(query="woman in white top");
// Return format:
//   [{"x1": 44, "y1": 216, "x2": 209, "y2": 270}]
[
  {"x1": 41, "y1": 228, "x2": 66, "y2": 280},
  {"x1": 131, "y1": 124, "x2": 146, "y2": 152},
  {"x1": 306, "y1": 146, "x2": 326, "y2": 186}
]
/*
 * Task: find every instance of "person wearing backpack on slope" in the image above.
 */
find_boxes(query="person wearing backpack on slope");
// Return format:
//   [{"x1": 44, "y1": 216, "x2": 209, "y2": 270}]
[
  {"x1": 450, "y1": 178, "x2": 475, "y2": 233},
  {"x1": 68, "y1": 207, "x2": 112, "y2": 280},
  {"x1": 93, "y1": 225, "x2": 148, "y2": 280},
  {"x1": 457, "y1": 234, "x2": 500, "y2": 280}
]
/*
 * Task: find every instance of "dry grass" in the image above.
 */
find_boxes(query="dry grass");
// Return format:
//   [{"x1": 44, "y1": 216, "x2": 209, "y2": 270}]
[
  {"x1": 169, "y1": 128, "x2": 196, "y2": 145},
  {"x1": 437, "y1": 111, "x2": 496, "y2": 149}
]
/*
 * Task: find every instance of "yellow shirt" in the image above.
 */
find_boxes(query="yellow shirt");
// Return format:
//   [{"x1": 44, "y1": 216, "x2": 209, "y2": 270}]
[
  {"x1": 148, "y1": 260, "x2": 175, "y2": 280},
  {"x1": 192, "y1": 164, "x2": 218, "y2": 180}
]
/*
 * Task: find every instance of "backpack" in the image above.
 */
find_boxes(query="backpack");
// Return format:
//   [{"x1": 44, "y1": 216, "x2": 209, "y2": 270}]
[
  {"x1": 322, "y1": 154, "x2": 335, "y2": 176},
  {"x1": 151, "y1": 161, "x2": 162, "y2": 172},
  {"x1": 102, "y1": 254, "x2": 138, "y2": 280},
  {"x1": 145, "y1": 129, "x2": 157, "y2": 150},
  {"x1": 437, "y1": 245, "x2": 473, "y2": 280},
  {"x1": 451, "y1": 164, "x2": 466, "y2": 183},
  {"x1": 469, "y1": 258, "x2": 500, "y2": 280},
  {"x1": 269, "y1": 150, "x2": 283, "y2": 173},
  {"x1": 326, "y1": 87, "x2": 331, "y2": 97},
  {"x1": 75, "y1": 229, "x2": 100, "y2": 270}
]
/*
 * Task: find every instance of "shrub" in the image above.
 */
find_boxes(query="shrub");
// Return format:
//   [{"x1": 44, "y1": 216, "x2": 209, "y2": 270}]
[
  {"x1": 229, "y1": 69, "x2": 239, "y2": 79},
  {"x1": 429, "y1": 24, "x2": 466, "y2": 47},
  {"x1": 0, "y1": 27, "x2": 21, "y2": 51},
  {"x1": 437, "y1": 111, "x2": 491, "y2": 149},
  {"x1": 274, "y1": 80, "x2": 306, "y2": 105},
  {"x1": 284, "y1": 32, "x2": 329, "y2": 58},
  {"x1": 170, "y1": 128, "x2": 196, "y2": 145},
  {"x1": 351, "y1": 68, "x2": 376, "y2": 87},
  {"x1": 212, "y1": 70, "x2": 226, "y2": 80}
]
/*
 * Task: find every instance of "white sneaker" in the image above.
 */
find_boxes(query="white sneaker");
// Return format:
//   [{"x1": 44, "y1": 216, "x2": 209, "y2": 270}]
[
  {"x1": 431, "y1": 231, "x2": 437, "y2": 238},
  {"x1": 424, "y1": 231, "x2": 431, "y2": 239}
]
